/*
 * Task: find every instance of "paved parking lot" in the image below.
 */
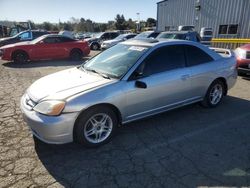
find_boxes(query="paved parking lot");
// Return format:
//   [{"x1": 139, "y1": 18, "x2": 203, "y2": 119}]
[{"x1": 0, "y1": 52, "x2": 250, "y2": 188}]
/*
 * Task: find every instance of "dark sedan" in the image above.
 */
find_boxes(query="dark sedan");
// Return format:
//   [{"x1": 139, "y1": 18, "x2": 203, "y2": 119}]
[{"x1": 0, "y1": 30, "x2": 49, "y2": 47}]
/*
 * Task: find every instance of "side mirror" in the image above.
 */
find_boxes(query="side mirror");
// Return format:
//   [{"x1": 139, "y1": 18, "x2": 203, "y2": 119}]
[
  {"x1": 135, "y1": 80, "x2": 147, "y2": 89},
  {"x1": 132, "y1": 70, "x2": 143, "y2": 80}
]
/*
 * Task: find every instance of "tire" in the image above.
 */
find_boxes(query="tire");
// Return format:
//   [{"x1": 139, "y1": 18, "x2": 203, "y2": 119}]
[
  {"x1": 91, "y1": 43, "x2": 99, "y2": 51},
  {"x1": 70, "y1": 49, "x2": 82, "y2": 61},
  {"x1": 201, "y1": 80, "x2": 225, "y2": 108},
  {"x1": 13, "y1": 51, "x2": 28, "y2": 63},
  {"x1": 74, "y1": 106, "x2": 118, "y2": 147}
]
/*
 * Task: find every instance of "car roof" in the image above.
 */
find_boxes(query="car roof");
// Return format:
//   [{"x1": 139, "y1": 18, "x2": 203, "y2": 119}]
[
  {"x1": 160, "y1": 31, "x2": 197, "y2": 34},
  {"x1": 122, "y1": 38, "x2": 198, "y2": 47}
]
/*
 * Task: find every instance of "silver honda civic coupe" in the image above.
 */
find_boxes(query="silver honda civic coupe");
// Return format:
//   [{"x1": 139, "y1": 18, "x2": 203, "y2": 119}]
[{"x1": 21, "y1": 39, "x2": 237, "y2": 147}]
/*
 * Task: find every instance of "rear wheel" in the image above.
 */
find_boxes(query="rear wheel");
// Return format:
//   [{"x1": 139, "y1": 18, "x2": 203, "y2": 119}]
[
  {"x1": 201, "y1": 80, "x2": 225, "y2": 108},
  {"x1": 13, "y1": 51, "x2": 28, "y2": 63},
  {"x1": 70, "y1": 49, "x2": 82, "y2": 61},
  {"x1": 74, "y1": 106, "x2": 118, "y2": 147}
]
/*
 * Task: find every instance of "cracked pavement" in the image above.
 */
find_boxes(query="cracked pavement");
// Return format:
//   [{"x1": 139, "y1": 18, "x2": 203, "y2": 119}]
[{"x1": 0, "y1": 52, "x2": 250, "y2": 188}]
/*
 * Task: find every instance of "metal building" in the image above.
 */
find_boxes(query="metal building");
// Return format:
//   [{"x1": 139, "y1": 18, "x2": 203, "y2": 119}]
[{"x1": 156, "y1": 0, "x2": 250, "y2": 38}]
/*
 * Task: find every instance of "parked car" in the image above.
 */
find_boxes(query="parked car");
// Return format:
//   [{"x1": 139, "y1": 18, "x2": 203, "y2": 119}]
[
  {"x1": 157, "y1": 31, "x2": 202, "y2": 42},
  {"x1": 200, "y1": 27, "x2": 213, "y2": 45},
  {"x1": 134, "y1": 31, "x2": 161, "y2": 39},
  {"x1": 101, "y1": 33, "x2": 137, "y2": 50},
  {"x1": 0, "y1": 34, "x2": 90, "y2": 63},
  {"x1": 235, "y1": 44, "x2": 250, "y2": 75},
  {"x1": 86, "y1": 31, "x2": 119, "y2": 50},
  {"x1": 0, "y1": 30, "x2": 49, "y2": 47},
  {"x1": 178, "y1": 25, "x2": 195, "y2": 31},
  {"x1": 20, "y1": 39, "x2": 237, "y2": 147}
]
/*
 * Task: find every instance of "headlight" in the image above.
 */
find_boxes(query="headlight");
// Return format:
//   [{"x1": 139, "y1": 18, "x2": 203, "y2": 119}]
[
  {"x1": 33, "y1": 100, "x2": 65, "y2": 116},
  {"x1": 235, "y1": 48, "x2": 246, "y2": 59}
]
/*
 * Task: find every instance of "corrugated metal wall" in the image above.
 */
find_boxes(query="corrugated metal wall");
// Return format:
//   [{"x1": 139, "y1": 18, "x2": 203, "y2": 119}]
[{"x1": 157, "y1": 0, "x2": 250, "y2": 38}]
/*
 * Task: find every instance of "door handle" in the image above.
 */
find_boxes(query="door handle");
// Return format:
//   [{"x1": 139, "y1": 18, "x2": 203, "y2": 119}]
[{"x1": 181, "y1": 74, "x2": 190, "y2": 80}]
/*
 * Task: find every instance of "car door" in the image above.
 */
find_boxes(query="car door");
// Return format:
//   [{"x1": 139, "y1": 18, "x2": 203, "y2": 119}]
[
  {"x1": 30, "y1": 37, "x2": 59, "y2": 60},
  {"x1": 184, "y1": 44, "x2": 216, "y2": 98},
  {"x1": 52, "y1": 37, "x2": 70, "y2": 58},
  {"x1": 123, "y1": 45, "x2": 193, "y2": 122}
]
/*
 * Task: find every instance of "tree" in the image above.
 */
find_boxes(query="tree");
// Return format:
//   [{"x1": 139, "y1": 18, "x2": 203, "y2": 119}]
[
  {"x1": 42, "y1": 22, "x2": 53, "y2": 31},
  {"x1": 115, "y1": 14, "x2": 128, "y2": 30},
  {"x1": 146, "y1": 18, "x2": 156, "y2": 27},
  {"x1": 127, "y1": 18, "x2": 136, "y2": 30}
]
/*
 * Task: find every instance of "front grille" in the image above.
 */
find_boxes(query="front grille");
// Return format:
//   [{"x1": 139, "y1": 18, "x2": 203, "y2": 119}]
[{"x1": 246, "y1": 51, "x2": 250, "y2": 59}]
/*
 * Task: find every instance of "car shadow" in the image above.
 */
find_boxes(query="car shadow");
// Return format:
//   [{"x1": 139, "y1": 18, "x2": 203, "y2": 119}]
[
  {"x1": 34, "y1": 96, "x2": 250, "y2": 187},
  {"x1": 1, "y1": 57, "x2": 90, "y2": 68}
]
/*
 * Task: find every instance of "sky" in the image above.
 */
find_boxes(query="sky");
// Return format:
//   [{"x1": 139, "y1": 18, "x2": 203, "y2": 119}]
[{"x1": 0, "y1": 0, "x2": 160, "y2": 23}]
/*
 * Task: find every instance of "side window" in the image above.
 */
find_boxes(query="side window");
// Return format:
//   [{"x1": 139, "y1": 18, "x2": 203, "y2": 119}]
[
  {"x1": 185, "y1": 45, "x2": 213, "y2": 66},
  {"x1": 43, "y1": 37, "x2": 57, "y2": 44},
  {"x1": 60, "y1": 37, "x2": 74, "y2": 42},
  {"x1": 143, "y1": 45, "x2": 186, "y2": 76},
  {"x1": 101, "y1": 33, "x2": 109, "y2": 40},
  {"x1": 19, "y1": 31, "x2": 31, "y2": 40},
  {"x1": 32, "y1": 32, "x2": 46, "y2": 39},
  {"x1": 110, "y1": 33, "x2": 118, "y2": 39},
  {"x1": 126, "y1": 35, "x2": 135, "y2": 39},
  {"x1": 149, "y1": 32, "x2": 159, "y2": 38}
]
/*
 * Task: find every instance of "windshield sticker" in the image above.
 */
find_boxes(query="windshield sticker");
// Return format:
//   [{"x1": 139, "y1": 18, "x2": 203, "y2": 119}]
[{"x1": 129, "y1": 46, "x2": 146, "y2": 52}]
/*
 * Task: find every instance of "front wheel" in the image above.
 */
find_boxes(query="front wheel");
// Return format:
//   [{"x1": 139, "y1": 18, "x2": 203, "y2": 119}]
[
  {"x1": 13, "y1": 51, "x2": 28, "y2": 63},
  {"x1": 201, "y1": 80, "x2": 225, "y2": 108},
  {"x1": 74, "y1": 106, "x2": 118, "y2": 147}
]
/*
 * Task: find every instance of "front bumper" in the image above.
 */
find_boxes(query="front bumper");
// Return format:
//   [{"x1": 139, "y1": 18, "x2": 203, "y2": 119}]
[{"x1": 20, "y1": 94, "x2": 78, "y2": 144}]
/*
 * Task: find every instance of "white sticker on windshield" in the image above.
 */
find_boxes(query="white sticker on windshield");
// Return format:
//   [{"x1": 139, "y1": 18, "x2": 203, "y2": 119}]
[{"x1": 129, "y1": 46, "x2": 146, "y2": 52}]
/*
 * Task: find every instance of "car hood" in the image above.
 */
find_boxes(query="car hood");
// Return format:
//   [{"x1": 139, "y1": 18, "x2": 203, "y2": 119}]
[
  {"x1": 27, "y1": 67, "x2": 114, "y2": 102},
  {"x1": 0, "y1": 41, "x2": 31, "y2": 49}
]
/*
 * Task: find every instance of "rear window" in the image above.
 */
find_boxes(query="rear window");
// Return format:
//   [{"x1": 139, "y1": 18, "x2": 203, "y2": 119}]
[{"x1": 185, "y1": 45, "x2": 213, "y2": 66}]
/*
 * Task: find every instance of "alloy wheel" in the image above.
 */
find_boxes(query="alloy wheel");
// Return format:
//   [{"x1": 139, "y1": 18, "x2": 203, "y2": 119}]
[{"x1": 84, "y1": 113, "x2": 113, "y2": 144}]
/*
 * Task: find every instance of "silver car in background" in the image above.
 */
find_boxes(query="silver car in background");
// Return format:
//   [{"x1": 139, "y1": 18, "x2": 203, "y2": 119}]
[
  {"x1": 21, "y1": 39, "x2": 237, "y2": 147},
  {"x1": 101, "y1": 33, "x2": 137, "y2": 50}
]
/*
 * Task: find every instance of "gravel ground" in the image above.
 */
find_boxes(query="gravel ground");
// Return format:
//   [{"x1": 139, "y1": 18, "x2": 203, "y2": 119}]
[{"x1": 0, "y1": 52, "x2": 250, "y2": 188}]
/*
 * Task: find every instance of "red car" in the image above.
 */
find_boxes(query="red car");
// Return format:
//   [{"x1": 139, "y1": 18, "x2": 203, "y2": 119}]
[
  {"x1": 0, "y1": 34, "x2": 90, "y2": 63},
  {"x1": 235, "y1": 43, "x2": 250, "y2": 75}
]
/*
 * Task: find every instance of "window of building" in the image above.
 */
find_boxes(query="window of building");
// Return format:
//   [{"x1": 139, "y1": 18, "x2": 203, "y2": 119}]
[
  {"x1": 218, "y1": 24, "x2": 238, "y2": 35},
  {"x1": 228, "y1": 24, "x2": 238, "y2": 34},
  {"x1": 219, "y1": 25, "x2": 228, "y2": 34}
]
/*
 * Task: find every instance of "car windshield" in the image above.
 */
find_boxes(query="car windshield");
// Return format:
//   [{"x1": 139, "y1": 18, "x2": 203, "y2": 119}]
[
  {"x1": 31, "y1": 35, "x2": 47, "y2": 44},
  {"x1": 93, "y1": 32, "x2": 104, "y2": 38},
  {"x1": 134, "y1": 32, "x2": 152, "y2": 39},
  {"x1": 83, "y1": 44, "x2": 149, "y2": 79},
  {"x1": 158, "y1": 33, "x2": 185, "y2": 40}
]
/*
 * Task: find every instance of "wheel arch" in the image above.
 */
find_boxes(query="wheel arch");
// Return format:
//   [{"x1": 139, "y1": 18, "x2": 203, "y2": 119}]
[
  {"x1": 70, "y1": 48, "x2": 83, "y2": 55},
  {"x1": 11, "y1": 49, "x2": 29, "y2": 60},
  {"x1": 210, "y1": 77, "x2": 228, "y2": 96},
  {"x1": 73, "y1": 103, "x2": 122, "y2": 141}
]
